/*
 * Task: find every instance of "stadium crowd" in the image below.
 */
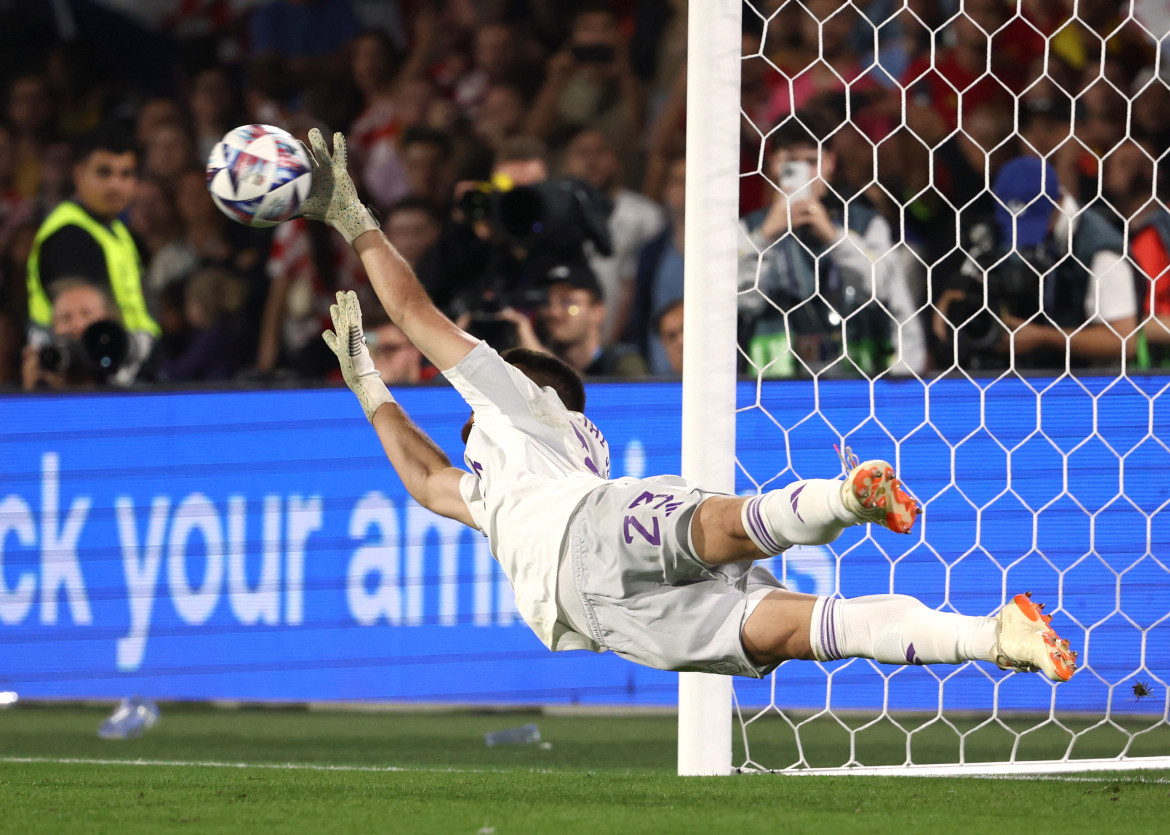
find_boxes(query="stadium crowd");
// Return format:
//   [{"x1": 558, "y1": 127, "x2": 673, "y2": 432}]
[{"x1": 1, "y1": 0, "x2": 1169, "y2": 392}]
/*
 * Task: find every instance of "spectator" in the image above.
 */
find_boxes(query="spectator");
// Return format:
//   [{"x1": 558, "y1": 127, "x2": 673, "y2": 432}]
[
  {"x1": 141, "y1": 120, "x2": 198, "y2": 188},
  {"x1": 561, "y1": 127, "x2": 665, "y2": 345},
  {"x1": 525, "y1": 3, "x2": 645, "y2": 184},
  {"x1": 935, "y1": 156, "x2": 1137, "y2": 371},
  {"x1": 1101, "y1": 137, "x2": 1170, "y2": 368},
  {"x1": 157, "y1": 266, "x2": 250, "y2": 382},
  {"x1": 383, "y1": 197, "x2": 441, "y2": 269},
  {"x1": 363, "y1": 305, "x2": 425, "y2": 385},
  {"x1": 173, "y1": 166, "x2": 266, "y2": 283},
  {"x1": 1130, "y1": 66, "x2": 1170, "y2": 152},
  {"x1": 654, "y1": 297, "x2": 684, "y2": 376},
  {"x1": 255, "y1": 217, "x2": 369, "y2": 377},
  {"x1": 133, "y1": 96, "x2": 184, "y2": 153},
  {"x1": 399, "y1": 126, "x2": 455, "y2": 210},
  {"x1": 26, "y1": 123, "x2": 159, "y2": 363},
  {"x1": 125, "y1": 175, "x2": 198, "y2": 312},
  {"x1": 627, "y1": 153, "x2": 685, "y2": 374},
  {"x1": 416, "y1": 134, "x2": 551, "y2": 321},
  {"x1": 538, "y1": 263, "x2": 646, "y2": 378},
  {"x1": 5, "y1": 72, "x2": 56, "y2": 200},
  {"x1": 451, "y1": 22, "x2": 537, "y2": 122},
  {"x1": 470, "y1": 81, "x2": 531, "y2": 156},
  {"x1": 185, "y1": 66, "x2": 244, "y2": 162},
  {"x1": 0, "y1": 119, "x2": 33, "y2": 381},
  {"x1": 349, "y1": 28, "x2": 406, "y2": 209},
  {"x1": 737, "y1": 118, "x2": 919, "y2": 378},
  {"x1": 21, "y1": 278, "x2": 131, "y2": 390},
  {"x1": 762, "y1": 0, "x2": 879, "y2": 129}
]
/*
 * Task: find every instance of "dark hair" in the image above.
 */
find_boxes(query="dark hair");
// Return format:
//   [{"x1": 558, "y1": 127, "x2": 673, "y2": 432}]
[
  {"x1": 770, "y1": 110, "x2": 834, "y2": 151},
  {"x1": 75, "y1": 122, "x2": 136, "y2": 162},
  {"x1": 502, "y1": 347, "x2": 586, "y2": 412},
  {"x1": 653, "y1": 297, "x2": 684, "y2": 335},
  {"x1": 385, "y1": 195, "x2": 441, "y2": 224},
  {"x1": 400, "y1": 126, "x2": 452, "y2": 155}
]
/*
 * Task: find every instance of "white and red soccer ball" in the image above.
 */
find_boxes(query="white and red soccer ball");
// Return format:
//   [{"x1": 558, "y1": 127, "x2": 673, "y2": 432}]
[{"x1": 205, "y1": 124, "x2": 313, "y2": 227}]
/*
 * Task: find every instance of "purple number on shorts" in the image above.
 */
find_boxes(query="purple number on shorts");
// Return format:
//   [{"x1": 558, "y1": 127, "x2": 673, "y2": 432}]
[
  {"x1": 471, "y1": 461, "x2": 484, "y2": 479},
  {"x1": 628, "y1": 492, "x2": 681, "y2": 516},
  {"x1": 623, "y1": 515, "x2": 661, "y2": 545}
]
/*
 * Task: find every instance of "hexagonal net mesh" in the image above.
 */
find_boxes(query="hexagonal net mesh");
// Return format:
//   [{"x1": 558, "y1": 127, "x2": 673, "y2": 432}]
[{"x1": 731, "y1": 0, "x2": 1170, "y2": 772}]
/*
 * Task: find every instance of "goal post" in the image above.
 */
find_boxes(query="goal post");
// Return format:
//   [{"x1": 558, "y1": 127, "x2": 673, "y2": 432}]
[
  {"x1": 677, "y1": 0, "x2": 742, "y2": 777},
  {"x1": 680, "y1": 0, "x2": 1170, "y2": 776}
]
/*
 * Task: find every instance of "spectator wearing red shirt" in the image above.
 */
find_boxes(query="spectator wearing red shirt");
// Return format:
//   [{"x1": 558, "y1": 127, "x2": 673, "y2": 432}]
[{"x1": 1102, "y1": 136, "x2": 1170, "y2": 367}]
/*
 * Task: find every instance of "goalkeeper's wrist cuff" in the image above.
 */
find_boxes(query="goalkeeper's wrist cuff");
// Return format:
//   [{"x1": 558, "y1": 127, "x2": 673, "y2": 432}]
[
  {"x1": 330, "y1": 202, "x2": 380, "y2": 244},
  {"x1": 357, "y1": 376, "x2": 394, "y2": 423}
]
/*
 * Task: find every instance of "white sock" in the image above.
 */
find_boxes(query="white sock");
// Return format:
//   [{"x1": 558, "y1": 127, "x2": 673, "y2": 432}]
[
  {"x1": 809, "y1": 594, "x2": 998, "y2": 665},
  {"x1": 740, "y1": 479, "x2": 855, "y2": 555}
]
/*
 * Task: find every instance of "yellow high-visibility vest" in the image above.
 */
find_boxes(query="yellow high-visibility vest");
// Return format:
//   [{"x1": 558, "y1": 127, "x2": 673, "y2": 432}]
[{"x1": 27, "y1": 200, "x2": 160, "y2": 335}]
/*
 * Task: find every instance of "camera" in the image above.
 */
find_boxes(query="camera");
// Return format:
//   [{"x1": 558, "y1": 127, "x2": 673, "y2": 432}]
[
  {"x1": 940, "y1": 221, "x2": 1051, "y2": 367},
  {"x1": 778, "y1": 159, "x2": 814, "y2": 201},
  {"x1": 39, "y1": 319, "x2": 131, "y2": 382},
  {"x1": 458, "y1": 177, "x2": 612, "y2": 257}
]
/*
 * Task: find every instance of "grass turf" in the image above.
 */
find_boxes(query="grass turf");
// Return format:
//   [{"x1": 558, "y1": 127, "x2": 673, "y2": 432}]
[{"x1": 1, "y1": 705, "x2": 1168, "y2": 834}]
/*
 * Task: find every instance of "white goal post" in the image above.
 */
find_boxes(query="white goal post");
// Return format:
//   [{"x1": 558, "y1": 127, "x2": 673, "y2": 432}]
[
  {"x1": 678, "y1": 0, "x2": 742, "y2": 777},
  {"x1": 680, "y1": 0, "x2": 1170, "y2": 777}
]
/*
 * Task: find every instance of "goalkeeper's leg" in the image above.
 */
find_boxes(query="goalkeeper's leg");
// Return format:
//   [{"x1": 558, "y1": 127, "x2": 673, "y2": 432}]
[
  {"x1": 741, "y1": 591, "x2": 1077, "y2": 682},
  {"x1": 692, "y1": 463, "x2": 920, "y2": 566}
]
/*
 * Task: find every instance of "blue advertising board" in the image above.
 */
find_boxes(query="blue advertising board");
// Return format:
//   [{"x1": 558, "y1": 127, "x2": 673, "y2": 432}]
[{"x1": 1, "y1": 376, "x2": 1167, "y2": 712}]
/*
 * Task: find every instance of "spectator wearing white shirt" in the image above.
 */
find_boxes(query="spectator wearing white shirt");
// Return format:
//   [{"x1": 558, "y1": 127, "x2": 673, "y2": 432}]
[
  {"x1": 738, "y1": 117, "x2": 924, "y2": 378},
  {"x1": 561, "y1": 128, "x2": 665, "y2": 345}
]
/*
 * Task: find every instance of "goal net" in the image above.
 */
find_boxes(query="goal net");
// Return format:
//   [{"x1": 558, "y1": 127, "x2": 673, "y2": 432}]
[{"x1": 700, "y1": 0, "x2": 1170, "y2": 775}]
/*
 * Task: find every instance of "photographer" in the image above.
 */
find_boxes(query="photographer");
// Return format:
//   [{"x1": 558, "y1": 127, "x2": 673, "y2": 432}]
[
  {"x1": 737, "y1": 118, "x2": 921, "y2": 378},
  {"x1": 935, "y1": 156, "x2": 1137, "y2": 371},
  {"x1": 538, "y1": 263, "x2": 647, "y2": 378},
  {"x1": 21, "y1": 277, "x2": 135, "y2": 390},
  {"x1": 26, "y1": 123, "x2": 158, "y2": 363},
  {"x1": 418, "y1": 137, "x2": 613, "y2": 352}
]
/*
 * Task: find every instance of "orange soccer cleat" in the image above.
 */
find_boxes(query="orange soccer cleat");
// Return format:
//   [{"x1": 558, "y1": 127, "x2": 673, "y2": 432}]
[
  {"x1": 837, "y1": 447, "x2": 922, "y2": 534},
  {"x1": 993, "y1": 592, "x2": 1078, "y2": 682}
]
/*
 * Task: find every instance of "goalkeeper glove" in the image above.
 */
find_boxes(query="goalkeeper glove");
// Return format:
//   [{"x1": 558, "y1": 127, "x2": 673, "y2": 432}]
[
  {"x1": 298, "y1": 128, "x2": 380, "y2": 244},
  {"x1": 322, "y1": 290, "x2": 393, "y2": 422}
]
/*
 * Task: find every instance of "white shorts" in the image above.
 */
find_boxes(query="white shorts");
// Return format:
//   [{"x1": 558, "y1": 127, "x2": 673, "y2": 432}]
[{"x1": 560, "y1": 475, "x2": 785, "y2": 678}]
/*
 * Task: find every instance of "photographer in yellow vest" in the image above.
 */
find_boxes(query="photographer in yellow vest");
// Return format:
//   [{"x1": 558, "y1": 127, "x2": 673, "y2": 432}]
[{"x1": 26, "y1": 122, "x2": 158, "y2": 383}]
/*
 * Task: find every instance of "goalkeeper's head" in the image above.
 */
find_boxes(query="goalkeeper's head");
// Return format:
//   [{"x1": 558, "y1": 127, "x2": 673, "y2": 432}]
[
  {"x1": 459, "y1": 348, "x2": 586, "y2": 444},
  {"x1": 502, "y1": 348, "x2": 586, "y2": 413}
]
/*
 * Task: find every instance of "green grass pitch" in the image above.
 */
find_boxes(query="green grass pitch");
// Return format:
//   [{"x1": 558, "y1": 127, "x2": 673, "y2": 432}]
[{"x1": 1, "y1": 704, "x2": 1167, "y2": 834}]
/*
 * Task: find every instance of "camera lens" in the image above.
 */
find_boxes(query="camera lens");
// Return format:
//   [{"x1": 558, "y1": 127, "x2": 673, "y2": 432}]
[
  {"x1": 80, "y1": 320, "x2": 130, "y2": 379},
  {"x1": 38, "y1": 343, "x2": 70, "y2": 373}
]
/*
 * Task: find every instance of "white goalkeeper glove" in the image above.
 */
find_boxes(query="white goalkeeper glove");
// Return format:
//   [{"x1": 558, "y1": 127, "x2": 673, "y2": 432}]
[
  {"x1": 322, "y1": 290, "x2": 393, "y2": 422},
  {"x1": 298, "y1": 128, "x2": 380, "y2": 244}
]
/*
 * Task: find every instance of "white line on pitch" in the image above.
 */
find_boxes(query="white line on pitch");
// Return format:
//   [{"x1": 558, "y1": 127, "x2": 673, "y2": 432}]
[
  {"x1": 1, "y1": 757, "x2": 1166, "y2": 782},
  {"x1": 0, "y1": 756, "x2": 488, "y2": 774}
]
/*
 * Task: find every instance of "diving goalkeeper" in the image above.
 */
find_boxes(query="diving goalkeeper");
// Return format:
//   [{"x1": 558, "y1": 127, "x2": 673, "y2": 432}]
[{"x1": 300, "y1": 128, "x2": 1077, "y2": 683}]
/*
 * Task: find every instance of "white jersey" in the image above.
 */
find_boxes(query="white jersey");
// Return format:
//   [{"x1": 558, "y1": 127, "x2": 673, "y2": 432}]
[{"x1": 443, "y1": 341, "x2": 610, "y2": 650}]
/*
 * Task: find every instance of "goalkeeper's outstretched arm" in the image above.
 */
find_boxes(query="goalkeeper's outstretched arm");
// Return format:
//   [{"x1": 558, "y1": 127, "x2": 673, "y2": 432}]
[
  {"x1": 323, "y1": 290, "x2": 475, "y2": 529},
  {"x1": 300, "y1": 127, "x2": 476, "y2": 373}
]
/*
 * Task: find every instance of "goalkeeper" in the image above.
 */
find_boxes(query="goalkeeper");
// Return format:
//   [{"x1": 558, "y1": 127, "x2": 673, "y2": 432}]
[{"x1": 300, "y1": 128, "x2": 1077, "y2": 683}]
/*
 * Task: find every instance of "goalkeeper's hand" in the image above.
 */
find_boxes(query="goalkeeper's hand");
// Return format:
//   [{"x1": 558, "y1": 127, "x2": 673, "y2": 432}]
[
  {"x1": 298, "y1": 128, "x2": 380, "y2": 244},
  {"x1": 322, "y1": 290, "x2": 393, "y2": 423}
]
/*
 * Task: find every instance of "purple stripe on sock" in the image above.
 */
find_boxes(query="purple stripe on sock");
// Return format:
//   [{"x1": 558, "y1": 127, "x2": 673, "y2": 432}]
[
  {"x1": 826, "y1": 598, "x2": 841, "y2": 661},
  {"x1": 821, "y1": 598, "x2": 834, "y2": 661},
  {"x1": 747, "y1": 496, "x2": 784, "y2": 554}
]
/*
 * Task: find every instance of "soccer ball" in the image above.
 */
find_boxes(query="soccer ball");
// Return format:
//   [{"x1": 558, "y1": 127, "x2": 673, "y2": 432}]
[{"x1": 205, "y1": 124, "x2": 313, "y2": 227}]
